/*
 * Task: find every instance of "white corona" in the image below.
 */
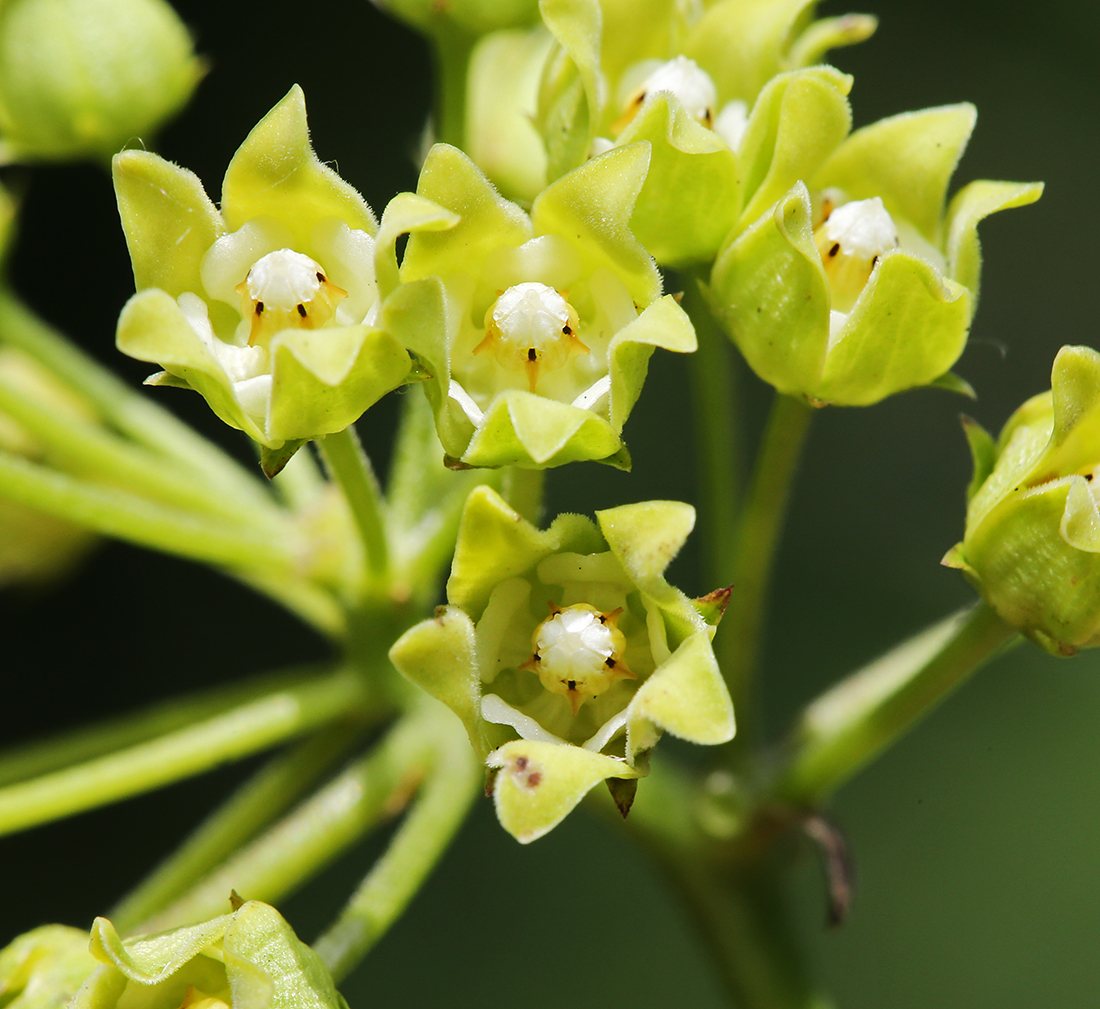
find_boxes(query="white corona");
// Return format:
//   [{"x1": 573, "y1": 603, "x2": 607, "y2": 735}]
[{"x1": 236, "y1": 249, "x2": 347, "y2": 347}]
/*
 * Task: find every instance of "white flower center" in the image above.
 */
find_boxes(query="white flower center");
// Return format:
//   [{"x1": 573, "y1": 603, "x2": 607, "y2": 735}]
[
  {"x1": 475, "y1": 282, "x2": 588, "y2": 392},
  {"x1": 814, "y1": 197, "x2": 899, "y2": 314},
  {"x1": 614, "y1": 56, "x2": 717, "y2": 133},
  {"x1": 235, "y1": 249, "x2": 347, "y2": 347},
  {"x1": 524, "y1": 603, "x2": 633, "y2": 715},
  {"x1": 713, "y1": 99, "x2": 749, "y2": 152}
]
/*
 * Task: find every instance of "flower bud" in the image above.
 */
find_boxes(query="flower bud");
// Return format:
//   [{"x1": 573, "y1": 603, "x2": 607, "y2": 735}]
[
  {"x1": 0, "y1": 0, "x2": 203, "y2": 164},
  {"x1": 945, "y1": 346, "x2": 1100, "y2": 655},
  {"x1": 390, "y1": 485, "x2": 734, "y2": 841}
]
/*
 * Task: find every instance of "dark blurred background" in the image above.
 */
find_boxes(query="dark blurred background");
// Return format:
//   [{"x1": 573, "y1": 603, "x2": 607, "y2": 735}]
[{"x1": 3, "y1": 0, "x2": 1099, "y2": 1005}]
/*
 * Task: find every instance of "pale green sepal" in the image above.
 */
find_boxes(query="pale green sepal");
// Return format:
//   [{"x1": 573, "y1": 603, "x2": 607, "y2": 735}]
[
  {"x1": 608, "y1": 294, "x2": 696, "y2": 431},
  {"x1": 711, "y1": 182, "x2": 829, "y2": 396},
  {"x1": 614, "y1": 94, "x2": 740, "y2": 266},
  {"x1": 945, "y1": 180, "x2": 1043, "y2": 312},
  {"x1": 112, "y1": 151, "x2": 224, "y2": 300},
  {"x1": 466, "y1": 26, "x2": 552, "y2": 203},
  {"x1": 374, "y1": 192, "x2": 459, "y2": 301},
  {"x1": 81, "y1": 903, "x2": 346, "y2": 1009},
  {"x1": 446, "y1": 484, "x2": 560, "y2": 616},
  {"x1": 488, "y1": 738, "x2": 640, "y2": 843},
  {"x1": 626, "y1": 631, "x2": 734, "y2": 761},
  {"x1": 260, "y1": 440, "x2": 306, "y2": 480},
  {"x1": 403, "y1": 144, "x2": 533, "y2": 283},
  {"x1": 0, "y1": 925, "x2": 98, "y2": 1009},
  {"x1": 462, "y1": 389, "x2": 623, "y2": 468},
  {"x1": 267, "y1": 325, "x2": 411, "y2": 442},
  {"x1": 537, "y1": 0, "x2": 603, "y2": 180},
  {"x1": 531, "y1": 142, "x2": 658, "y2": 308},
  {"x1": 738, "y1": 66, "x2": 852, "y2": 228},
  {"x1": 681, "y1": 0, "x2": 815, "y2": 103},
  {"x1": 961, "y1": 415, "x2": 996, "y2": 502},
  {"x1": 116, "y1": 289, "x2": 267, "y2": 444},
  {"x1": 816, "y1": 252, "x2": 970, "y2": 406},
  {"x1": 145, "y1": 370, "x2": 191, "y2": 389},
  {"x1": 929, "y1": 371, "x2": 977, "y2": 398},
  {"x1": 390, "y1": 607, "x2": 488, "y2": 758},
  {"x1": 221, "y1": 85, "x2": 376, "y2": 243},
  {"x1": 787, "y1": 13, "x2": 878, "y2": 67},
  {"x1": 813, "y1": 104, "x2": 977, "y2": 244}
]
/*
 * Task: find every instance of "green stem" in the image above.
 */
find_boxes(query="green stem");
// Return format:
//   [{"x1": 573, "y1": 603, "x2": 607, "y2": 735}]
[
  {"x1": 0, "y1": 370, "x2": 286, "y2": 530},
  {"x1": 134, "y1": 704, "x2": 441, "y2": 933},
  {"x1": 431, "y1": 24, "x2": 476, "y2": 149},
  {"x1": 500, "y1": 466, "x2": 545, "y2": 525},
  {"x1": 0, "y1": 665, "x2": 336, "y2": 788},
  {"x1": 319, "y1": 427, "x2": 390, "y2": 585},
  {"x1": 314, "y1": 721, "x2": 479, "y2": 981},
  {"x1": 110, "y1": 723, "x2": 368, "y2": 933},
  {"x1": 683, "y1": 272, "x2": 741, "y2": 588},
  {"x1": 0, "y1": 292, "x2": 270, "y2": 509},
  {"x1": 0, "y1": 667, "x2": 367, "y2": 838},
  {"x1": 773, "y1": 600, "x2": 1018, "y2": 806},
  {"x1": 721, "y1": 393, "x2": 814, "y2": 758},
  {"x1": 0, "y1": 451, "x2": 300, "y2": 575}
]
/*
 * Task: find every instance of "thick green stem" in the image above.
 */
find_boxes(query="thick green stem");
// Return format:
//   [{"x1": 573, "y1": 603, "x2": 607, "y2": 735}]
[
  {"x1": 773, "y1": 600, "x2": 1018, "y2": 806},
  {"x1": 683, "y1": 272, "x2": 741, "y2": 588},
  {"x1": 314, "y1": 720, "x2": 479, "y2": 981},
  {"x1": 0, "y1": 292, "x2": 269, "y2": 508},
  {"x1": 134, "y1": 704, "x2": 441, "y2": 933},
  {"x1": 721, "y1": 394, "x2": 814, "y2": 758},
  {"x1": 0, "y1": 452, "x2": 300, "y2": 575},
  {"x1": 431, "y1": 25, "x2": 476, "y2": 149},
  {"x1": 320, "y1": 427, "x2": 390, "y2": 585},
  {"x1": 0, "y1": 667, "x2": 367, "y2": 838},
  {"x1": 110, "y1": 724, "x2": 367, "y2": 933}
]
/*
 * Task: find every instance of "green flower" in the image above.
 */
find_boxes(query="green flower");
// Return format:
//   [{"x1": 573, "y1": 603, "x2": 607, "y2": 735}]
[
  {"x1": 0, "y1": 924, "x2": 98, "y2": 1009},
  {"x1": 0, "y1": 0, "x2": 203, "y2": 164},
  {"x1": 945, "y1": 346, "x2": 1100, "y2": 656},
  {"x1": 710, "y1": 104, "x2": 1043, "y2": 405},
  {"x1": 390, "y1": 485, "x2": 734, "y2": 841},
  {"x1": 114, "y1": 86, "x2": 411, "y2": 472},
  {"x1": 388, "y1": 141, "x2": 695, "y2": 469},
  {"x1": 511, "y1": 0, "x2": 872, "y2": 263},
  {"x1": 70, "y1": 901, "x2": 347, "y2": 1009}
]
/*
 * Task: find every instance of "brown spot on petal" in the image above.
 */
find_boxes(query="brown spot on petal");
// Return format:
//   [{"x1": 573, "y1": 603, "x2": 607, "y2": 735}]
[{"x1": 527, "y1": 772, "x2": 542, "y2": 787}]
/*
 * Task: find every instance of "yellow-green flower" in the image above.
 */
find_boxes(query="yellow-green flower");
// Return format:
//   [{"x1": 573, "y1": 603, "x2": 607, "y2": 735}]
[
  {"x1": 114, "y1": 86, "x2": 411, "y2": 472},
  {"x1": 390, "y1": 486, "x2": 734, "y2": 841}
]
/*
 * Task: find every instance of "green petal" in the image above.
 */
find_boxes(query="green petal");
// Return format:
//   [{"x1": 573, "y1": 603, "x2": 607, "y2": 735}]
[
  {"x1": 374, "y1": 192, "x2": 460, "y2": 300},
  {"x1": 488, "y1": 739, "x2": 640, "y2": 842},
  {"x1": 608, "y1": 294, "x2": 697, "y2": 432},
  {"x1": 626, "y1": 631, "x2": 735, "y2": 760},
  {"x1": 221, "y1": 86, "x2": 376, "y2": 246},
  {"x1": 1025, "y1": 345, "x2": 1100, "y2": 484},
  {"x1": 446, "y1": 485, "x2": 558, "y2": 616},
  {"x1": 390, "y1": 608, "x2": 487, "y2": 756},
  {"x1": 462, "y1": 390, "x2": 624, "y2": 468},
  {"x1": 615, "y1": 94, "x2": 741, "y2": 267},
  {"x1": 596, "y1": 498, "x2": 694, "y2": 595},
  {"x1": 403, "y1": 143, "x2": 532, "y2": 283},
  {"x1": 0, "y1": 925, "x2": 98, "y2": 1009},
  {"x1": 112, "y1": 151, "x2": 224, "y2": 299},
  {"x1": 537, "y1": 0, "x2": 603, "y2": 179},
  {"x1": 737, "y1": 66, "x2": 852, "y2": 228},
  {"x1": 816, "y1": 251, "x2": 971, "y2": 406},
  {"x1": 531, "y1": 142, "x2": 660, "y2": 309},
  {"x1": 266, "y1": 325, "x2": 411, "y2": 442},
  {"x1": 88, "y1": 915, "x2": 231, "y2": 985},
  {"x1": 813, "y1": 104, "x2": 976, "y2": 244},
  {"x1": 786, "y1": 13, "x2": 877, "y2": 67},
  {"x1": 711, "y1": 182, "x2": 830, "y2": 397},
  {"x1": 597, "y1": 0, "x2": 685, "y2": 85},
  {"x1": 682, "y1": 0, "x2": 814, "y2": 102},
  {"x1": 115, "y1": 289, "x2": 266, "y2": 444},
  {"x1": 945, "y1": 179, "x2": 1043, "y2": 310}
]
